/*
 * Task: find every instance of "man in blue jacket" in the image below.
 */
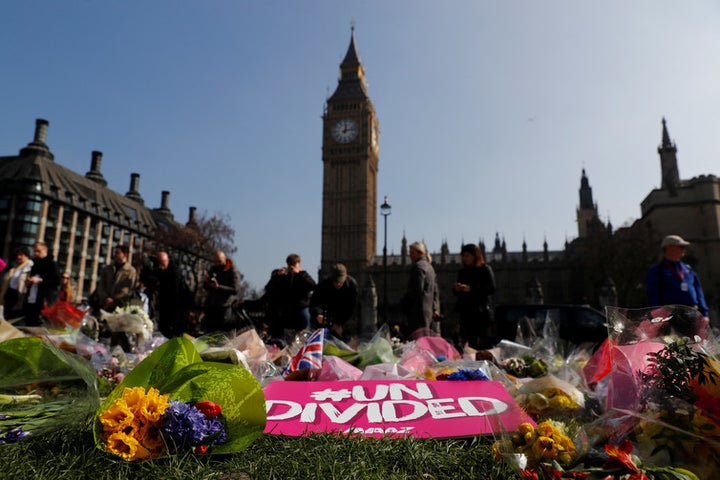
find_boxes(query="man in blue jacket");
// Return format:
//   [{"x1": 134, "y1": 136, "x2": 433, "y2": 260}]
[{"x1": 646, "y1": 235, "x2": 708, "y2": 320}]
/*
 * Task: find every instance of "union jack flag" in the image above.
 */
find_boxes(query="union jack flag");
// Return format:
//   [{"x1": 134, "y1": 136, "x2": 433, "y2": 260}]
[{"x1": 282, "y1": 328, "x2": 327, "y2": 376}]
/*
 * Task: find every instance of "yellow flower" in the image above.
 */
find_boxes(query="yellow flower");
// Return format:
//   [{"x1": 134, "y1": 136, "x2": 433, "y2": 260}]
[
  {"x1": 106, "y1": 431, "x2": 152, "y2": 461},
  {"x1": 532, "y1": 435, "x2": 558, "y2": 461},
  {"x1": 137, "y1": 387, "x2": 170, "y2": 423},
  {"x1": 121, "y1": 387, "x2": 148, "y2": 410},
  {"x1": 136, "y1": 423, "x2": 165, "y2": 455},
  {"x1": 518, "y1": 422, "x2": 537, "y2": 444},
  {"x1": 99, "y1": 400, "x2": 134, "y2": 433},
  {"x1": 535, "y1": 420, "x2": 557, "y2": 437}
]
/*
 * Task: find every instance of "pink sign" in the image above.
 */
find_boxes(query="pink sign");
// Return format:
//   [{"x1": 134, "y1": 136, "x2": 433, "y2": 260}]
[{"x1": 263, "y1": 380, "x2": 534, "y2": 438}]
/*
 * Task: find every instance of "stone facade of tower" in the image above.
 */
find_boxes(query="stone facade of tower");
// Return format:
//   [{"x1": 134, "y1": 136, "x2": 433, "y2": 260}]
[
  {"x1": 640, "y1": 118, "x2": 720, "y2": 316},
  {"x1": 320, "y1": 28, "x2": 379, "y2": 286}
]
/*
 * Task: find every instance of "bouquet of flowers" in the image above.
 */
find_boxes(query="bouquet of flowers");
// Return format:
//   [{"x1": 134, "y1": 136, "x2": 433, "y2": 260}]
[
  {"x1": 515, "y1": 375, "x2": 586, "y2": 421},
  {"x1": 99, "y1": 305, "x2": 154, "y2": 346},
  {"x1": 580, "y1": 306, "x2": 720, "y2": 478},
  {"x1": 0, "y1": 337, "x2": 99, "y2": 443},
  {"x1": 98, "y1": 386, "x2": 227, "y2": 460},
  {"x1": 40, "y1": 300, "x2": 87, "y2": 329},
  {"x1": 492, "y1": 419, "x2": 581, "y2": 471},
  {"x1": 94, "y1": 337, "x2": 266, "y2": 461}
]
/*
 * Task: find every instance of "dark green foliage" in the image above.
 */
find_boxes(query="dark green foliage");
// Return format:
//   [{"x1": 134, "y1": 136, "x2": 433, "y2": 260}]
[{"x1": 640, "y1": 340, "x2": 717, "y2": 409}]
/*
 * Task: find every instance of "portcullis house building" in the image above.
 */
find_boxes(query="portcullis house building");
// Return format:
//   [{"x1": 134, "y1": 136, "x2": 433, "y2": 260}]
[{"x1": 0, "y1": 118, "x2": 208, "y2": 302}]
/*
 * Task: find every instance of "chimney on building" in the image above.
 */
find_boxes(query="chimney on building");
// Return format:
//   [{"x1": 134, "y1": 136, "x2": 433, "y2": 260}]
[
  {"x1": 125, "y1": 173, "x2": 144, "y2": 205},
  {"x1": 187, "y1": 206, "x2": 197, "y2": 226},
  {"x1": 34, "y1": 119, "x2": 49, "y2": 144},
  {"x1": 153, "y1": 190, "x2": 174, "y2": 220},
  {"x1": 85, "y1": 151, "x2": 108, "y2": 186},
  {"x1": 19, "y1": 118, "x2": 54, "y2": 160}
]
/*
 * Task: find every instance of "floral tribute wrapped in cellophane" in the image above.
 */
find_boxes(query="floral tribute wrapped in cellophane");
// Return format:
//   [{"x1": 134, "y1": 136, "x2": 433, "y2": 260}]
[
  {"x1": 99, "y1": 304, "x2": 154, "y2": 348},
  {"x1": 93, "y1": 337, "x2": 266, "y2": 461},
  {"x1": 0, "y1": 336, "x2": 99, "y2": 443},
  {"x1": 578, "y1": 305, "x2": 720, "y2": 479},
  {"x1": 490, "y1": 412, "x2": 588, "y2": 478}
]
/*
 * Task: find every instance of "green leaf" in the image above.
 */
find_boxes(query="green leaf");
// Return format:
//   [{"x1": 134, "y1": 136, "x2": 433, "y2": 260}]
[
  {"x1": 0, "y1": 337, "x2": 98, "y2": 392},
  {"x1": 94, "y1": 337, "x2": 266, "y2": 456}
]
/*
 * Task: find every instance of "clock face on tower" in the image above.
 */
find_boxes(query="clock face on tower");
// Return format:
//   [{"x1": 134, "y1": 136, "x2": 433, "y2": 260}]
[{"x1": 332, "y1": 118, "x2": 359, "y2": 143}]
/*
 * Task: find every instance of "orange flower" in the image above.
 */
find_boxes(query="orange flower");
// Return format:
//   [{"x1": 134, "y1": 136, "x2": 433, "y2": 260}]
[
  {"x1": 106, "y1": 431, "x2": 152, "y2": 461},
  {"x1": 604, "y1": 440, "x2": 639, "y2": 473},
  {"x1": 137, "y1": 387, "x2": 170, "y2": 422},
  {"x1": 532, "y1": 436, "x2": 558, "y2": 461},
  {"x1": 135, "y1": 423, "x2": 165, "y2": 455},
  {"x1": 121, "y1": 387, "x2": 147, "y2": 410},
  {"x1": 98, "y1": 400, "x2": 134, "y2": 433}
]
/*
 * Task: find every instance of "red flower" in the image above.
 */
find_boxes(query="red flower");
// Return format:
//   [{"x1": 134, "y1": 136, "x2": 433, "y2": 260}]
[
  {"x1": 195, "y1": 401, "x2": 222, "y2": 418},
  {"x1": 194, "y1": 445, "x2": 208, "y2": 454},
  {"x1": 603, "y1": 440, "x2": 639, "y2": 473},
  {"x1": 520, "y1": 470, "x2": 539, "y2": 480},
  {"x1": 627, "y1": 473, "x2": 651, "y2": 480}
]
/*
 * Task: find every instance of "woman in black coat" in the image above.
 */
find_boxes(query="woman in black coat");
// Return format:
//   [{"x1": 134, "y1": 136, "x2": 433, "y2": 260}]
[{"x1": 453, "y1": 244, "x2": 496, "y2": 350}]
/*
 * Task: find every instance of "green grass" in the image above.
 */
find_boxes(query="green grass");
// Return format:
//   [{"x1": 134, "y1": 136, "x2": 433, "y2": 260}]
[{"x1": 0, "y1": 416, "x2": 521, "y2": 480}]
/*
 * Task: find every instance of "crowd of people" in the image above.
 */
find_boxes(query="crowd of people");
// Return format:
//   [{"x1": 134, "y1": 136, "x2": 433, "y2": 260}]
[{"x1": 0, "y1": 233, "x2": 713, "y2": 352}]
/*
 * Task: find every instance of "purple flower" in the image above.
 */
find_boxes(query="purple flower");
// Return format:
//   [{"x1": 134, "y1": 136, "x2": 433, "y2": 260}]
[
  {"x1": 162, "y1": 401, "x2": 210, "y2": 448},
  {"x1": 206, "y1": 416, "x2": 227, "y2": 445},
  {"x1": 1, "y1": 428, "x2": 30, "y2": 443},
  {"x1": 447, "y1": 369, "x2": 490, "y2": 381}
]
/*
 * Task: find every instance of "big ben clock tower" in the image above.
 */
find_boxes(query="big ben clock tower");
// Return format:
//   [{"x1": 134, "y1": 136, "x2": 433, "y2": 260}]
[{"x1": 321, "y1": 27, "x2": 379, "y2": 282}]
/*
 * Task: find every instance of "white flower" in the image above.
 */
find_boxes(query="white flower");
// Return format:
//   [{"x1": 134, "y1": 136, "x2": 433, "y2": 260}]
[{"x1": 101, "y1": 306, "x2": 154, "y2": 345}]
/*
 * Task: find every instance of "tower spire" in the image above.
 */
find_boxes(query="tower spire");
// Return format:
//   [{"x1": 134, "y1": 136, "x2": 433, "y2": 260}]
[
  {"x1": 329, "y1": 25, "x2": 368, "y2": 101},
  {"x1": 576, "y1": 168, "x2": 601, "y2": 238},
  {"x1": 658, "y1": 117, "x2": 680, "y2": 195},
  {"x1": 661, "y1": 117, "x2": 674, "y2": 149},
  {"x1": 579, "y1": 168, "x2": 594, "y2": 210}
]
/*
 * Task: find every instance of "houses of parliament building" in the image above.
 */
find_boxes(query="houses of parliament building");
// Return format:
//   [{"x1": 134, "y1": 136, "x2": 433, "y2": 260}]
[
  {"x1": 320, "y1": 28, "x2": 720, "y2": 327},
  {"x1": 3, "y1": 29, "x2": 720, "y2": 328}
]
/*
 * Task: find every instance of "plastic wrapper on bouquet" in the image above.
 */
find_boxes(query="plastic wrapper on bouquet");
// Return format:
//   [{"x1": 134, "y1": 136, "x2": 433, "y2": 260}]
[
  {"x1": 584, "y1": 305, "x2": 716, "y2": 412},
  {"x1": 579, "y1": 305, "x2": 720, "y2": 478},
  {"x1": 98, "y1": 305, "x2": 154, "y2": 351},
  {"x1": 0, "y1": 337, "x2": 99, "y2": 443}
]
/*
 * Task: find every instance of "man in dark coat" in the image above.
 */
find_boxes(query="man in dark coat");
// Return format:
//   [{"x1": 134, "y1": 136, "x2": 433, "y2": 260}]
[
  {"x1": 23, "y1": 241, "x2": 60, "y2": 326},
  {"x1": 154, "y1": 250, "x2": 189, "y2": 338},
  {"x1": 277, "y1": 253, "x2": 316, "y2": 338},
  {"x1": 310, "y1": 263, "x2": 358, "y2": 339},
  {"x1": 202, "y1": 250, "x2": 241, "y2": 333}
]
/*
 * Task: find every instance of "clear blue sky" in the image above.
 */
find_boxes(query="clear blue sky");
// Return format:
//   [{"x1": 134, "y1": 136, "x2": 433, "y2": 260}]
[{"x1": 2, "y1": 2, "x2": 719, "y2": 293}]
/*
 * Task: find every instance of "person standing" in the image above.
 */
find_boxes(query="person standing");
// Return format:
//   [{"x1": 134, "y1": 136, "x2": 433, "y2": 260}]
[
  {"x1": 310, "y1": 263, "x2": 358, "y2": 339},
  {"x1": 202, "y1": 250, "x2": 241, "y2": 333},
  {"x1": 93, "y1": 245, "x2": 138, "y2": 312},
  {"x1": 263, "y1": 267, "x2": 289, "y2": 342},
  {"x1": 24, "y1": 241, "x2": 60, "y2": 326},
  {"x1": 0, "y1": 247, "x2": 34, "y2": 321},
  {"x1": 278, "y1": 253, "x2": 316, "y2": 339},
  {"x1": 58, "y1": 272, "x2": 75, "y2": 303},
  {"x1": 646, "y1": 234, "x2": 709, "y2": 320},
  {"x1": 401, "y1": 241, "x2": 440, "y2": 339},
  {"x1": 453, "y1": 244, "x2": 496, "y2": 350},
  {"x1": 154, "y1": 250, "x2": 187, "y2": 338}
]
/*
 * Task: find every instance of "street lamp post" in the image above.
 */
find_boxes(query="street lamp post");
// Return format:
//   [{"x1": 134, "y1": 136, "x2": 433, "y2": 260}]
[{"x1": 380, "y1": 196, "x2": 391, "y2": 326}]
